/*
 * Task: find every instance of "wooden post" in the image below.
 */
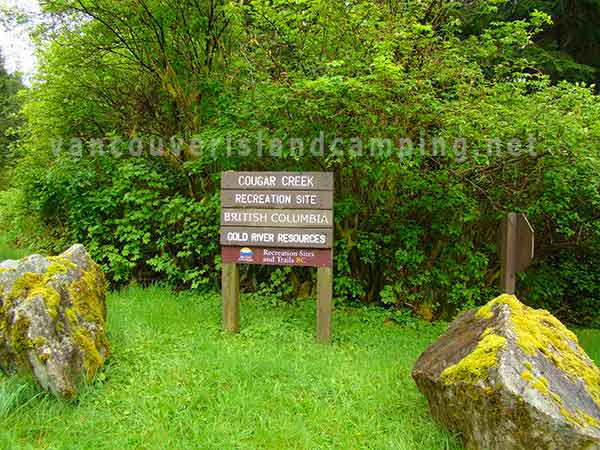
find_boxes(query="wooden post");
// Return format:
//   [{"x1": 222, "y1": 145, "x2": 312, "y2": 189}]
[
  {"x1": 316, "y1": 266, "x2": 333, "y2": 344},
  {"x1": 500, "y1": 213, "x2": 517, "y2": 294},
  {"x1": 222, "y1": 262, "x2": 240, "y2": 333},
  {"x1": 500, "y1": 213, "x2": 534, "y2": 295}
]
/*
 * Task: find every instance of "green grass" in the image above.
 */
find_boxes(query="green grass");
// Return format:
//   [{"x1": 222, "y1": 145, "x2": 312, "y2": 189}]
[
  {"x1": 0, "y1": 235, "x2": 31, "y2": 261},
  {"x1": 0, "y1": 286, "x2": 463, "y2": 450},
  {"x1": 576, "y1": 329, "x2": 600, "y2": 365},
  {"x1": 0, "y1": 234, "x2": 599, "y2": 449}
]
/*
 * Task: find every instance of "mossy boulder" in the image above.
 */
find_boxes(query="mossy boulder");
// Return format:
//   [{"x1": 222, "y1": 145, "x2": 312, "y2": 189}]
[
  {"x1": 412, "y1": 294, "x2": 600, "y2": 450},
  {"x1": 0, "y1": 244, "x2": 108, "y2": 399}
]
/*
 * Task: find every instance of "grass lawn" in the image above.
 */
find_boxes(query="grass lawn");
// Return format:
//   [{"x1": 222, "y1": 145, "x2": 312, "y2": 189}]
[
  {"x1": 0, "y1": 243, "x2": 599, "y2": 450},
  {"x1": 0, "y1": 286, "x2": 463, "y2": 450},
  {"x1": 0, "y1": 235, "x2": 30, "y2": 261}
]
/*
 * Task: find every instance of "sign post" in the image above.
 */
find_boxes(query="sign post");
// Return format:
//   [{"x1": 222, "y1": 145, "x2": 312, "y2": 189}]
[
  {"x1": 220, "y1": 171, "x2": 334, "y2": 343},
  {"x1": 316, "y1": 266, "x2": 333, "y2": 343},
  {"x1": 221, "y1": 262, "x2": 240, "y2": 333},
  {"x1": 499, "y1": 213, "x2": 534, "y2": 294}
]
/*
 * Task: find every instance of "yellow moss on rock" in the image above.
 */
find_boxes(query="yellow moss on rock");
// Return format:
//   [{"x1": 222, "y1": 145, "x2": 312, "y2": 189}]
[
  {"x1": 521, "y1": 371, "x2": 551, "y2": 396},
  {"x1": 64, "y1": 261, "x2": 108, "y2": 379},
  {"x1": 67, "y1": 265, "x2": 106, "y2": 325},
  {"x1": 32, "y1": 336, "x2": 46, "y2": 347},
  {"x1": 4, "y1": 255, "x2": 83, "y2": 323},
  {"x1": 578, "y1": 410, "x2": 600, "y2": 428},
  {"x1": 523, "y1": 370, "x2": 564, "y2": 407},
  {"x1": 47, "y1": 256, "x2": 76, "y2": 271},
  {"x1": 480, "y1": 327, "x2": 494, "y2": 339},
  {"x1": 477, "y1": 295, "x2": 600, "y2": 430},
  {"x1": 1, "y1": 253, "x2": 108, "y2": 385},
  {"x1": 441, "y1": 331, "x2": 507, "y2": 385},
  {"x1": 9, "y1": 271, "x2": 62, "y2": 319},
  {"x1": 46, "y1": 262, "x2": 68, "y2": 277},
  {"x1": 73, "y1": 328, "x2": 104, "y2": 381},
  {"x1": 64, "y1": 307, "x2": 78, "y2": 325},
  {"x1": 9, "y1": 316, "x2": 32, "y2": 354},
  {"x1": 477, "y1": 295, "x2": 600, "y2": 409},
  {"x1": 560, "y1": 407, "x2": 590, "y2": 428},
  {"x1": 531, "y1": 376, "x2": 551, "y2": 396},
  {"x1": 521, "y1": 370, "x2": 535, "y2": 383}
]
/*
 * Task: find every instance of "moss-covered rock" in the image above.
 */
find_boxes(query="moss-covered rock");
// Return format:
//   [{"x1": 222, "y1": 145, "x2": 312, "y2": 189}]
[
  {"x1": 412, "y1": 294, "x2": 600, "y2": 450},
  {"x1": 0, "y1": 244, "x2": 108, "y2": 399}
]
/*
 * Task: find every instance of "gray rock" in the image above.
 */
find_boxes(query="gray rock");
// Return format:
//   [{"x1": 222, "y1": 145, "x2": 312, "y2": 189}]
[
  {"x1": 0, "y1": 244, "x2": 108, "y2": 398},
  {"x1": 412, "y1": 294, "x2": 600, "y2": 450}
]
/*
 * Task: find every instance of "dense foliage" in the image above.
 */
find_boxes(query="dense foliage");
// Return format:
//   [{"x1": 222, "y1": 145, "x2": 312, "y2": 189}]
[
  {"x1": 0, "y1": 52, "x2": 23, "y2": 186},
  {"x1": 481, "y1": 0, "x2": 600, "y2": 83},
  {"x1": 4, "y1": 0, "x2": 600, "y2": 324}
]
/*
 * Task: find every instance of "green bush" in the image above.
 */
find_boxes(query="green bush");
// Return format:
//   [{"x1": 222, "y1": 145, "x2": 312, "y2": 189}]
[
  {"x1": 0, "y1": 189, "x2": 29, "y2": 246},
  {"x1": 7, "y1": 0, "x2": 600, "y2": 324}
]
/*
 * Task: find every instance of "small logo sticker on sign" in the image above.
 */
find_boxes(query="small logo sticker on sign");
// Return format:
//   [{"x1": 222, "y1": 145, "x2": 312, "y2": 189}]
[{"x1": 239, "y1": 247, "x2": 254, "y2": 262}]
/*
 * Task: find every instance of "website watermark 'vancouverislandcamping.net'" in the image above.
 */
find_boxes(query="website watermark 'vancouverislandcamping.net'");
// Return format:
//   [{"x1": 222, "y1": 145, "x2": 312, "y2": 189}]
[{"x1": 50, "y1": 132, "x2": 541, "y2": 163}]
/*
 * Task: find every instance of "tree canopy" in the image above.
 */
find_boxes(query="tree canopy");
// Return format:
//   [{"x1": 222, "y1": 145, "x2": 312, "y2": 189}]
[{"x1": 5, "y1": 0, "x2": 600, "y2": 324}]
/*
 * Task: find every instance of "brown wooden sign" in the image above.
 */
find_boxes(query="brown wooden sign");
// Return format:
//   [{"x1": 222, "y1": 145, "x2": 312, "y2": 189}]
[
  {"x1": 221, "y1": 247, "x2": 332, "y2": 267},
  {"x1": 221, "y1": 209, "x2": 334, "y2": 228},
  {"x1": 222, "y1": 172, "x2": 334, "y2": 191},
  {"x1": 220, "y1": 171, "x2": 334, "y2": 344},
  {"x1": 221, "y1": 190, "x2": 333, "y2": 209},
  {"x1": 516, "y1": 214, "x2": 535, "y2": 272},
  {"x1": 220, "y1": 171, "x2": 334, "y2": 251},
  {"x1": 499, "y1": 212, "x2": 535, "y2": 295},
  {"x1": 221, "y1": 226, "x2": 333, "y2": 248}
]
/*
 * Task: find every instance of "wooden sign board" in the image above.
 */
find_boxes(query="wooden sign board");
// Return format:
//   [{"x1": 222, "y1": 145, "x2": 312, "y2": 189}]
[
  {"x1": 499, "y1": 213, "x2": 535, "y2": 295},
  {"x1": 221, "y1": 209, "x2": 334, "y2": 228},
  {"x1": 221, "y1": 247, "x2": 333, "y2": 267},
  {"x1": 221, "y1": 227, "x2": 333, "y2": 248},
  {"x1": 221, "y1": 190, "x2": 333, "y2": 210},
  {"x1": 220, "y1": 171, "x2": 334, "y2": 343},
  {"x1": 221, "y1": 172, "x2": 333, "y2": 191},
  {"x1": 516, "y1": 214, "x2": 535, "y2": 272}
]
